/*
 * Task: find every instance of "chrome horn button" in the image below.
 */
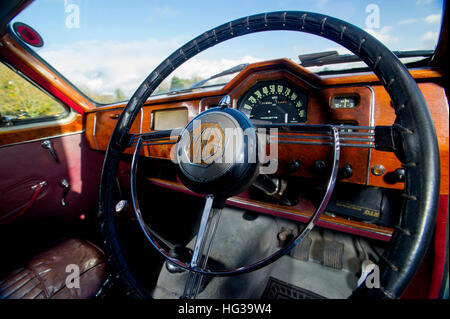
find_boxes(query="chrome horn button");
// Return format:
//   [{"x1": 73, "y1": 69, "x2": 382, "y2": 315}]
[{"x1": 175, "y1": 107, "x2": 259, "y2": 197}]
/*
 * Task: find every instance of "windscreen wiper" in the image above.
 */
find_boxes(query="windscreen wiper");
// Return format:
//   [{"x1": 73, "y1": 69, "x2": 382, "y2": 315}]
[
  {"x1": 190, "y1": 63, "x2": 249, "y2": 89},
  {"x1": 298, "y1": 50, "x2": 434, "y2": 67}
]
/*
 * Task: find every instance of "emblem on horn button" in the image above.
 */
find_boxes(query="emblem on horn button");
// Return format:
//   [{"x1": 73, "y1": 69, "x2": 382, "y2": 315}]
[
  {"x1": 185, "y1": 122, "x2": 225, "y2": 167},
  {"x1": 175, "y1": 108, "x2": 259, "y2": 197}
]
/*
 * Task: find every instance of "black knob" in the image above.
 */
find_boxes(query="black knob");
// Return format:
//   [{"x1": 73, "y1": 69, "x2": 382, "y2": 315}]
[
  {"x1": 339, "y1": 164, "x2": 353, "y2": 179},
  {"x1": 314, "y1": 160, "x2": 327, "y2": 174},
  {"x1": 384, "y1": 167, "x2": 406, "y2": 184},
  {"x1": 286, "y1": 159, "x2": 301, "y2": 172}
]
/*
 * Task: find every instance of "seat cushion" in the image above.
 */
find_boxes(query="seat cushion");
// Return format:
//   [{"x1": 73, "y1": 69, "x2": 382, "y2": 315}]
[{"x1": 0, "y1": 238, "x2": 106, "y2": 299}]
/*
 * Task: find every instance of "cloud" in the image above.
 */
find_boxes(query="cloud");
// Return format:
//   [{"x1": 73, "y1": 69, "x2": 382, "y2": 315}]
[
  {"x1": 398, "y1": 18, "x2": 419, "y2": 25},
  {"x1": 40, "y1": 38, "x2": 262, "y2": 98},
  {"x1": 316, "y1": 0, "x2": 329, "y2": 8},
  {"x1": 424, "y1": 14, "x2": 441, "y2": 24},
  {"x1": 154, "y1": 6, "x2": 179, "y2": 17},
  {"x1": 416, "y1": 0, "x2": 433, "y2": 4},
  {"x1": 398, "y1": 14, "x2": 441, "y2": 26},
  {"x1": 420, "y1": 31, "x2": 439, "y2": 48},
  {"x1": 175, "y1": 56, "x2": 261, "y2": 80},
  {"x1": 364, "y1": 26, "x2": 399, "y2": 46},
  {"x1": 421, "y1": 31, "x2": 438, "y2": 41}
]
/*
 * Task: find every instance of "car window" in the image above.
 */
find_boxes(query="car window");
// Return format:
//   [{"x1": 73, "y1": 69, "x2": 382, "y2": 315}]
[{"x1": 0, "y1": 62, "x2": 68, "y2": 127}]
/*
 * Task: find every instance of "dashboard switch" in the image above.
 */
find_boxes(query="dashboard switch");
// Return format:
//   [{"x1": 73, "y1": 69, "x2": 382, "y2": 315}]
[
  {"x1": 314, "y1": 160, "x2": 327, "y2": 174},
  {"x1": 286, "y1": 159, "x2": 301, "y2": 172},
  {"x1": 339, "y1": 164, "x2": 353, "y2": 179}
]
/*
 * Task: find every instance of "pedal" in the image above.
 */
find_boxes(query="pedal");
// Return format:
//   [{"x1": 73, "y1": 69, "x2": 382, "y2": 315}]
[
  {"x1": 322, "y1": 240, "x2": 344, "y2": 269},
  {"x1": 289, "y1": 236, "x2": 312, "y2": 261}
]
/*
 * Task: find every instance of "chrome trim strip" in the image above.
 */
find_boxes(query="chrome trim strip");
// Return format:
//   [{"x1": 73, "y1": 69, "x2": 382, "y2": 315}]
[
  {"x1": 139, "y1": 108, "x2": 144, "y2": 134},
  {"x1": 277, "y1": 134, "x2": 374, "y2": 142},
  {"x1": 364, "y1": 85, "x2": 375, "y2": 185},
  {"x1": 0, "y1": 130, "x2": 85, "y2": 148},
  {"x1": 150, "y1": 112, "x2": 154, "y2": 130},
  {"x1": 276, "y1": 140, "x2": 374, "y2": 148},
  {"x1": 93, "y1": 113, "x2": 99, "y2": 149}
]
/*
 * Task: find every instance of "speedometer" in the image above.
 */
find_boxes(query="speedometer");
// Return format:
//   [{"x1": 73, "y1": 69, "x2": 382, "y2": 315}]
[{"x1": 238, "y1": 80, "x2": 307, "y2": 123}]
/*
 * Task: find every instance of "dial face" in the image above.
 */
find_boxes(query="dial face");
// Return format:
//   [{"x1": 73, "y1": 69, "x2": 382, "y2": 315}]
[
  {"x1": 238, "y1": 80, "x2": 307, "y2": 124},
  {"x1": 332, "y1": 96, "x2": 358, "y2": 109}
]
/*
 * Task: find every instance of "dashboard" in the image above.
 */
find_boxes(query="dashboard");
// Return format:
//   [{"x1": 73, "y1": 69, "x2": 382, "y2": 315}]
[{"x1": 83, "y1": 58, "x2": 449, "y2": 243}]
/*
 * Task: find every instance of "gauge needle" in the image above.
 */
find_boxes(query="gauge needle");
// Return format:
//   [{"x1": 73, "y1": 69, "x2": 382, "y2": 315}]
[{"x1": 274, "y1": 105, "x2": 288, "y2": 123}]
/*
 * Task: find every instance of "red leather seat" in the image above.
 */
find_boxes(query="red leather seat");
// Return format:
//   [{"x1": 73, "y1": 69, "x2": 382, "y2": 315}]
[{"x1": 0, "y1": 238, "x2": 106, "y2": 299}]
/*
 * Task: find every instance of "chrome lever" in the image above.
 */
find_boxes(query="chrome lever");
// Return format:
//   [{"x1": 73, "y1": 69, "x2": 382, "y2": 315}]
[
  {"x1": 31, "y1": 181, "x2": 47, "y2": 190},
  {"x1": 60, "y1": 179, "x2": 70, "y2": 206},
  {"x1": 41, "y1": 140, "x2": 59, "y2": 163}
]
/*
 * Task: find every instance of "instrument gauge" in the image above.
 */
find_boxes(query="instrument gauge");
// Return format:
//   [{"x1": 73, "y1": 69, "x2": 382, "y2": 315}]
[
  {"x1": 238, "y1": 80, "x2": 308, "y2": 124},
  {"x1": 331, "y1": 95, "x2": 359, "y2": 109}
]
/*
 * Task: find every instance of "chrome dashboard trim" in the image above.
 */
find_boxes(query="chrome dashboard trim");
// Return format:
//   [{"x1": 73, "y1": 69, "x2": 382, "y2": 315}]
[
  {"x1": 139, "y1": 108, "x2": 144, "y2": 134},
  {"x1": 364, "y1": 85, "x2": 375, "y2": 185},
  {"x1": 92, "y1": 113, "x2": 99, "y2": 149}
]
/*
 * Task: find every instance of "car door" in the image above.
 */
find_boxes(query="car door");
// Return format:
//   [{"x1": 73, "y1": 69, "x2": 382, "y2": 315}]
[{"x1": 0, "y1": 61, "x2": 104, "y2": 225}]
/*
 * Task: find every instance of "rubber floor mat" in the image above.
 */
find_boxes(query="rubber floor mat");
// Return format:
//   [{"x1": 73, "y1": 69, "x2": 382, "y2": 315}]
[{"x1": 261, "y1": 277, "x2": 326, "y2": 299}]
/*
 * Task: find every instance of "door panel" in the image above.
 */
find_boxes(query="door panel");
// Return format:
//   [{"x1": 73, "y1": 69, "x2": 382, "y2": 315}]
[{"x1": 0, "y1": 133, "x2": 104, "y2": 224}]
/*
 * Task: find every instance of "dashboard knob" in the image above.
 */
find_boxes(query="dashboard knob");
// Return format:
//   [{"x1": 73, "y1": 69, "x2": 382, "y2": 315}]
[
  {"x1": 314, "y1": 160, "x2": 327, "y2": 174},
  {"x1": 384, "y1": 167, "x2": 406, "y2": 184},
  {"x1": 339, "y1": 164, "x2": 353, "y2": 179},
  {"x1": 286, "y1": 159, "x2": 301, "y2": 172}
]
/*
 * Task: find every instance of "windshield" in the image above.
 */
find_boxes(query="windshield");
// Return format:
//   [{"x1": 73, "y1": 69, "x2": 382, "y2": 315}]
[{"x1": 12, "y1": 0, "x2": 444, "y2": 104}]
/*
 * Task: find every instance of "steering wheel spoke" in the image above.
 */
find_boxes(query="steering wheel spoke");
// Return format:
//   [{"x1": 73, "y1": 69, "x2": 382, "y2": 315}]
[{"x1": 182, "y1": 195, "x2": 223, "y2": 299}]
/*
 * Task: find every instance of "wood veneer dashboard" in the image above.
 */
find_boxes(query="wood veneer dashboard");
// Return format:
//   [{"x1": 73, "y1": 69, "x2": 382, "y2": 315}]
[{"x1": 84, "y1": 59, "x2": 449, "y2": 241}]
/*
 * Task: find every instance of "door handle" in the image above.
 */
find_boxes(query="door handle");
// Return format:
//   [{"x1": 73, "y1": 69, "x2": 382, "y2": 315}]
[
  {"x1": 41, "y1": 140, "x2": 59, "y2": 163},
  {"x1": 60, "y1": 179, "x2": 70, "y2": 206}
]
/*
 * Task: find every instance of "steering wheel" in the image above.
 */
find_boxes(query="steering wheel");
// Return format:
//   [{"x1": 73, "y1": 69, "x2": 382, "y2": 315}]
[{"x1": 98, "y1": 11, "x2": 440, "y2": 299}]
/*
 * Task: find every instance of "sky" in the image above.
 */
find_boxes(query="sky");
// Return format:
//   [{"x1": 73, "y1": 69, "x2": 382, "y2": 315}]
[{"x1": 12, "y1": 0, "x2": 444, "y2": 101}]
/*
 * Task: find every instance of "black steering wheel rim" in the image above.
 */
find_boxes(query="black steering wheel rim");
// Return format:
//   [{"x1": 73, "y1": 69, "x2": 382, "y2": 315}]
[{"x1": 98, "y1": 11, "x2": 440, "y2": 299}]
